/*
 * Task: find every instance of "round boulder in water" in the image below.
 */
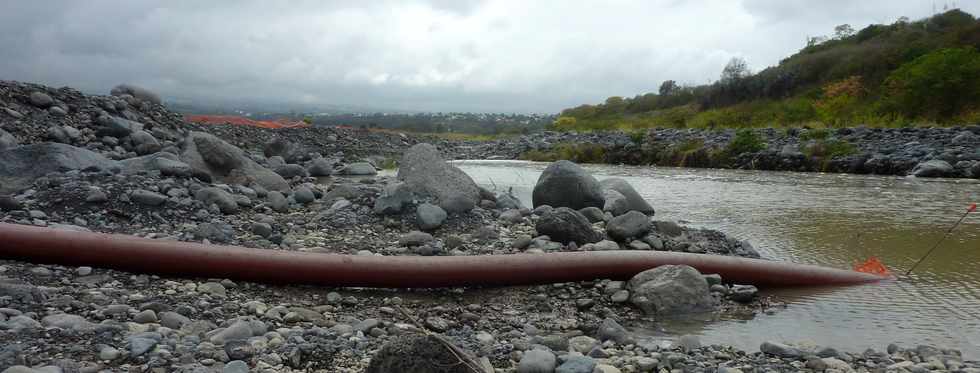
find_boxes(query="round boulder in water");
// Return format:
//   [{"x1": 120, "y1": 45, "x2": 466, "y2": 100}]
[{"x1": 532, "y1": 160, "x2": 603, "y2": 210}]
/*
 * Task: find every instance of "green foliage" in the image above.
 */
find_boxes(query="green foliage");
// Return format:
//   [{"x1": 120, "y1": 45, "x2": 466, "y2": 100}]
[
  {"x1": 558, "y1": 10, "x2": 979, "y2": 130},
  {"x1": 799, "y1": 128, "x2": 831, "y2": 141},
  {"x1": 726, "y1": 129, "x2": 766, "y2": 154},
  {"x1": 882, "y1": 47, "x2": 980, "y2": 120}
]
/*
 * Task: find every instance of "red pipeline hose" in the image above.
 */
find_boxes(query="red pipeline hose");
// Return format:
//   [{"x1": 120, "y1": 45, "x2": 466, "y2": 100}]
[{"x1": 0, "y1": 223, "x2": 884, "y2": 288}]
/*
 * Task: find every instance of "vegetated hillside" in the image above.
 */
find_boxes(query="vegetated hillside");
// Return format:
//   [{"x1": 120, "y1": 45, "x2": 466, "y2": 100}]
[{"x1": 558, "y1": 9, "x2": 980, "y2": 131}]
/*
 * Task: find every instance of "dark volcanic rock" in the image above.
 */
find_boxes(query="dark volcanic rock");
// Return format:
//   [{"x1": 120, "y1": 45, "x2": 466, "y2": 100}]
[
  {"x1": 532, "y1": 160, "x2": 604, "y2": 210},
  {"x1": 536, "y1": 207, "x2": 602, "y2": 245}
]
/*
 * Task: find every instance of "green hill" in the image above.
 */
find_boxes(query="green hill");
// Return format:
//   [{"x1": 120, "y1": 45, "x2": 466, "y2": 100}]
[{"x1": 557, "y1": 9, "x2": 980, "y2": 131}]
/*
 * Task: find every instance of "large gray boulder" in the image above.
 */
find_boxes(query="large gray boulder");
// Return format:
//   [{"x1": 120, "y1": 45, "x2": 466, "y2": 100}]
[
  {"x1": 911, "y1": 160, "x2": 955, "y2": 178},
  {"x1": 0, "y1": 143, "x2": 117, "y2": 194},
  {"x1": 600, "y1": 178, "x2": 654, "y2": 215},
  {"x1": 628, "y1": 265, "x2": 716, "y2": 315},
  {"x1": 110, "y1": 84, "x2": 162, "y2": 105},
  {"x1": 606, "y1": 211, "x2": 652, "y2": 242},
  {"x1": 179, "y1": 132, "x2": 288, "y2": 191},
  {"x1": 532, "y1": 160, "x2": 604, "y2": 210},
  {"x1": 535, "y1": 207, "x2": 603, "y2": 245},
  {"x1": 397, "y1": 143, "x2": 480, "y2": 213}
]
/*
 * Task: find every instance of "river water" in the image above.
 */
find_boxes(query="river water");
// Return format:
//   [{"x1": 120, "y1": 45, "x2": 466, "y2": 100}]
[{"x1": 453, "y1": 160, "x2": 980, "y2": 357}]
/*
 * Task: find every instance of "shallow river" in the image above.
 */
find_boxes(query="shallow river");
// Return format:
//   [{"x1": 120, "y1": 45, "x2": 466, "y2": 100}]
[{"x1": 453, "y1": 160, "x2": 980, "y2": 357}]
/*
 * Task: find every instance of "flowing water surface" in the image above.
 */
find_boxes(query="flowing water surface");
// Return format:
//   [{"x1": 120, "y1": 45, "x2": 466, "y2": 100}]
[{"x1": 453, "y1": 160, "x2": 980, "y2": 357}]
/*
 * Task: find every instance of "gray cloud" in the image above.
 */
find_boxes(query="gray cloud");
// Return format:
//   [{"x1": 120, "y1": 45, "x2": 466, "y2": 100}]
[{"x1": 1, "y1": 0, "x2": 976, "y2": 113}]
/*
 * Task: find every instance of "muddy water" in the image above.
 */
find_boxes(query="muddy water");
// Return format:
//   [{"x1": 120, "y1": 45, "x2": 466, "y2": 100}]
[{"x1": 454, "y1": 160, "x2": 980, "y2": 357}]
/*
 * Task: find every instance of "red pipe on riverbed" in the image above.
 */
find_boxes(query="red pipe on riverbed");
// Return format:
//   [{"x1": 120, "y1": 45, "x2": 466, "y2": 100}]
[{"x1": 0, "y1": 223, "x2": 885, "y2": 288}]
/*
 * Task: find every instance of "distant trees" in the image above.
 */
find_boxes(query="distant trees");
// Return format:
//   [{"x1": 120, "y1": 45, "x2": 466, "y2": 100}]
[
  {"x1": 659, "y1": 80, "x2": 679, "y2": 96},
  {"x1": 720, "y1": 57, "x2": 751, "y2": 84},
  {"x1": 833, "y1": 24, "x2": 855, "y2": 39}
]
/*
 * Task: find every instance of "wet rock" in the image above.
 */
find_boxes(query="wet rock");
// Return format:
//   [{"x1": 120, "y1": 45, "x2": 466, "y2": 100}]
[
  {"x1": 729, "y1": 285, "x2": 758, "y2": 303},
  {"x1": 536, "y1": 207, "x2": 602, "y2": 245},
  {"x1": 597, "y1": 318, "x2": 631, "y2": 344},
  {"x1": 760, "y1": 341, "x2": 802, "y2": 358},
  {"x1": 416, "y1": 203, "x2": 447, "y2": 230},
  {"x1": 628, "y1": 265, "x2": 715, "y2": 315},
  {"x1": 532, "y1": 160, "x2": 604, "y2": 210},
  {"x1": 366, "y1": 334, "x2": 482, "y2": 373},
  {"x1": 338, "y1": 162, "x2": 377, "y2": 175},
  {"x1": 678, "y1": 334, "x2": 701, "y2": 352},
  {"x1": 606, "y1": 211, "x2": 651, "y2": 242},
  {"x1": 911, "y1": 159, "x2": 955, "y2": 177},
  {"x1": 398, "y1": 143, "x2": 480, "y2": 213}
]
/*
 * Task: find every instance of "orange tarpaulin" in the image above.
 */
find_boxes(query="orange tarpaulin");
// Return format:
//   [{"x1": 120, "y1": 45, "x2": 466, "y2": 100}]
[
  {"x1": 854, "y1": 257, "x2": 891, "y2": 276},
  {"x1": 185, "y1": 115, "x2": 311, "y2": 129}
]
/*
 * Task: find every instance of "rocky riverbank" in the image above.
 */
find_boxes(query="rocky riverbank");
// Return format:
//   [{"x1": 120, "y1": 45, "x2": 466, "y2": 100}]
[
  {"x1": 1, "y1": 81, "x2": 977, "y2": 372},
  {"x1": 452, "y1": 127, "x2": 980, "y2": 179}
]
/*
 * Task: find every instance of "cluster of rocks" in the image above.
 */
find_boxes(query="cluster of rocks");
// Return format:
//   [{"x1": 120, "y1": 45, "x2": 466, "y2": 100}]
[{"x1": 451, "y1": 126, "x2": 980, "y2": 179}]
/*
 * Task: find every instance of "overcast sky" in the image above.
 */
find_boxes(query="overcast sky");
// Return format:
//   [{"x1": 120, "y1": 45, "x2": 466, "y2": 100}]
[{"x1": 2, "y1": 1, "x2": 977, "y2": 113}]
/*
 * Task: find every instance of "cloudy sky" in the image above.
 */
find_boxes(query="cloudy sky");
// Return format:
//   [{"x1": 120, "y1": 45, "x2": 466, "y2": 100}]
[{"x1": 1, "y1": 1, "x2": 977, "y2": 113}]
